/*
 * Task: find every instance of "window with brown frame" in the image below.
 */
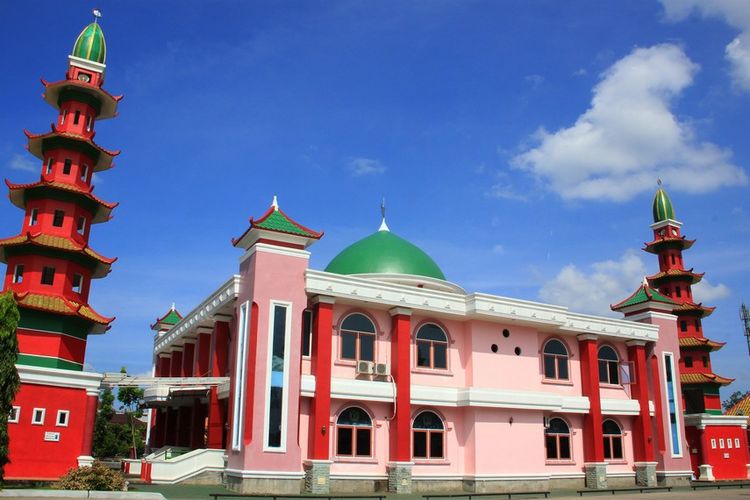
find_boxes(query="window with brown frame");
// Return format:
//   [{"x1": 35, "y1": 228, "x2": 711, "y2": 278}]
[
  {"x1": 603, "y1": 420, "x2": 623, "y2": 460},
  {"x1": 340, "y1": 313, "x2": 375, "y2": 362},
  {"x1": 412, "y1": 411, "x2": 444, "y2": 459},
  {"x1": 543, "y1": 339, "x2": 569, "y2": 380},
  {"x1": 416, "y1": 324, "x2": 448, "y2": 369},
  {"x1": 545, "y1": 418, "x2": 571, "y2": 460},
  {"x1": 598, "y1": 345, "x2": 620, "y2": 385},
  {"x1": 335, "y1": 407, "x2": 372, "y2": 457}
]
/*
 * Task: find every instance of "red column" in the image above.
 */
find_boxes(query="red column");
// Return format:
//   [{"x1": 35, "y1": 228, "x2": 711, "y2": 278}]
[
  {"x1": 191, "y1": 400, "x2": 206, "y2": 449},
  {"x1": 649, "y1": 353, "x2": 667, "y2": 453},
  {"x1": 628, "y1": 340, "x2": 655, "y2": 462},
  {"x1": 80, "y1": 391, "x2": 98, "y2": 456},
  {"x1": 182, "y1": 343, "x2": 195, "y2": 377},
  {"x1": 196, "y1": 332, "x2": 211, "y2": 377},
  {"x1": 170, "y1": 349, "x2": 183, "y2": 377},
  {"x1": 389, "y1": 308, "x2": 412, "y2": 463},
  {"x1": 158, "y1": 354, "x2": 171, "y2": 377},
  {"x1": 309, "y1": 296, "x2": 335, "y2": 460},
  {"x1": 207, "y1": 321, "x2": 229, "y2": 449},
  {"x1": 578, "y1": 334, "x2": 604, "y2": 463}
]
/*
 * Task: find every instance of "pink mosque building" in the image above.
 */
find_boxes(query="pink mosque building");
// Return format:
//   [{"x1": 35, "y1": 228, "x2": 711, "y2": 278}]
[{"x1": 141, "y1": 187, "x2": 748, "y2": 494}]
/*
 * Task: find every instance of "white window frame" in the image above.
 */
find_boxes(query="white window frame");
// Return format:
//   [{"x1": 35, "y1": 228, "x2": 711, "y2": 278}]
[
  {"x1": 80, "y1": 164, "x2": 89, "y2": 181},
  {"x1": 12, "y1": 264, "x2": 24, "y2": 284},
  {"x1": 29, "y1": 208, "x2": 38, "y2": 226},
  {"x1": 56, "y1": 410, "x2": 70, "y2": 427},
  {"x1": 32, "y1": 408, "x2": 45, "y2": 425},
  {"x1": 8, "y1": 406, "x2": 20, "y2": 424},
  {"x1": 728, "y1": 438, "x2": 733, "y2": 449},
  {"x1": 662, "y1": 352, "x2": 683, "y2": 457},
  {"x1": 72, "y1": 273, "x2": 83, "y2": 294},
  {"x1": 720, "y1": 438, "x2": 725, "y2": 449},
  {"x1": 711, "y1": 438, "x2": 717, "y2": 449},
  {"x1": 77, "y1": 216, "x2": 86, "y2": 235},
  {"x1": 262, "y1": 300, "x2": 293, "y2": 452},
  {"x1": 46, "y1": 157, "x2": 53, "y2": 174},
  {"x1": 231, "y1": 300, "x2": 250, "y2": 451}
]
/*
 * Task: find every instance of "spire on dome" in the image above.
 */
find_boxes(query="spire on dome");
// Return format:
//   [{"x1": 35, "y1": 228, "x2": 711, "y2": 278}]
[
  {"x1": 652, "y1": 180, "x2": 675, "y2": 223},
  {"x1": 379, "y1": 198, "x2": 390, "y2": 232},
  {"x1": 72, "y1": 14, "x2": 107, "y2": 64}
]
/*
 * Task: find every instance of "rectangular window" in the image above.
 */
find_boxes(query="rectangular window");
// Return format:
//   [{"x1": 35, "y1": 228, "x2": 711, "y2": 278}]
[
  {"x1": 52, "y1": 210, "x2": 64, "y2": 227},
  {"x1": 231, "y1": 301, "x2": 250, "y2": 451},
  {"x1": 12, "y1": 264, "x2": 24, "y2": 284},
  {"x1": 684, "y1": 356, "x2": 693, "y2": 368},
  {"x1": 60, "y1": 110, "x2": 67, "y2": 125},
  {"x1": 73, "y1": 110, "x2": 80, "y2": 125},
  {"x1": 680, "y1": 320, "x2": 687, "y2": 332},
  {"x1": 265, "y1": 302, "x2": 290, "y2": 450},
  {"x1": 735, "y1": 438, "x2": 741, "y2": 448},
  {"x1": 302, "y1": 309, "x2": 312, "y2": 357},
  {"x1": 702, "y1": 356, "x2": 709, "y2": 368},
  {"x1": 77, "y1": 216, "x2": 86, "y2": 236},
  {"x1": 728, "y1": 438, "x2": 733, "y2": 449},
  {"x1": 694, "y1": 320, "x2": 701, "y2": 331},
  {"x1": 32, "y1": 408, "x2": 45, "y2": 425},
  {"x1": 46, "y1": 157, "x2": 53, "y2": 174},
  {"x1": 56, "y1": 410, "x2": 69, "y2": 427},
  {"x1": 664, "y1": 353, "x2": 682, "y2": 456},
  {"x1": 341, "y1": 331, "x2": 356, "y2": 360},
  {"x1": 29, "y1": 208, "x2": 38, "y2": 226},
  {"x1": 676, "y1": 286, "x2": 682, "y2": 298},
  {"x1": 720, "y1": 438, "x2": 725, "y2": 449},
  {"x1": 711, "y1": 438, "x2": 717, "y2": 449},
  {"x1": 41, "y1": 266, "x2": 55, "y2": 286},
  {"x1": 63, "y1": 159, "x2": 72, "y2": 175},
  {"x1": 80, "y1": 164, "x2": 89, "y2": 181},
  {"x1": 8, "y1": 406, "x2": 20, "y2": 424},
  {"x1": 85, "y1": 115, "x2": 92, "y2": 132},
  {"x1": 72, "y1": 274, "x2": 83, "y2": 294}
]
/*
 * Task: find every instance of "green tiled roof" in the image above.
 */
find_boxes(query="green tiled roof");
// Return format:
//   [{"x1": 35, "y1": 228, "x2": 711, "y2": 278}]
[
  {"x1": 72, "y1": 22, "x2": 106, "y2": 64},
  {"x1": 325, "y1": 229, "x2": 446, "y2": 280},
  {"x1": 652, "y1": 187, "x2": 675, "y2": 223},
  {"x1": 612, "y1": 283, "x2": 676, "y2": 310},
  {"x1": 254, "y1": 209, "x2": 321, "y2": 238},
  {"x1": 161, "y1": 309, "x2": 182, "y2": 325}
]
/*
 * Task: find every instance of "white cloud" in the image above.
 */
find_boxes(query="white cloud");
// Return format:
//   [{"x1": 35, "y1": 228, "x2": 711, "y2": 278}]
[
  {"x1": 347, "y1": 157, "x2": 386, "y2": 176},
  {"x1": 492, "y1": 244, "x2": 505, "y2": 255},
  {"x1": 661, "y1": 0, "x2": 750, "y2": 91},
  {"x1": 512, "y1": 44, "x2": 747, "y2": 201},
  {"x1": 9, "y1": 154, "x2": 37, "y2": 173},
  {"x1": 693, "y1": 278, "x2": 731, "y2": 302},
  {"x1": 539, "y1": 252, "x2": 648, "y2": 316}
]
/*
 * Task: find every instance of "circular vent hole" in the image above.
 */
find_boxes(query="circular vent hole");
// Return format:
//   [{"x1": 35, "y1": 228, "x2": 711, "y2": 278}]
[
  {"x1": 491, "y1": 344, "x2": 498, "y2": 353},
  {"x1": 514, "y1": 347, "x2": 522, "y2": 356},
  {"x1": 503, "y1": 329, "x2": 510, "y2": 338}
]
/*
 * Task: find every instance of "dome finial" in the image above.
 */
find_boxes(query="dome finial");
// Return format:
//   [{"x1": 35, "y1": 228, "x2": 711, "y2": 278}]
[
  {"x1": 171, "y1": 302, "x2": 176, "y2": 311},
  {"x1": 379, "y1": 197, "x2": 390, "y2": 232},
  {"x1": 92, "y1": 8, "x2": 102, "y2": 24},
  {"x1": 652, "y1": 181, "x2": 675, "y2": 222},
  {"x1": 657, "y1": 178, "x2": 662, "y2": 187},
  {"x1": 271, "y1": 195, "x2": 279, "y2": 211}
]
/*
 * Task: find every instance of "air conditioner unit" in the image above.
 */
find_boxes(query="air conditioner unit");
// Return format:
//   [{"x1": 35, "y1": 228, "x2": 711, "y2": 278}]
[
  {"x1": 375, "y1": 363, "x2": 390, "y2": 376},
  {"x1": 356, "y1": 360, "x2": 374, "y2": 375},
  {"x1": 543, "y1": 416, "x2": 550, "y2": 429}
]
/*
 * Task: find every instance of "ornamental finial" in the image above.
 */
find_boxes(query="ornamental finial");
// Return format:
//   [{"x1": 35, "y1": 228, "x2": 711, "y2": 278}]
[
  {"x1": 657, "y1": 178, "x2": 662, "y2": 187},
  {"x1": 379, "y1": 197, "x2": 390, "y2": 232},
  {"x1": 92, "y1": 8, "x2": 102, "y2": 24},
  {"x1": 642, "y1": 276, "x2": 649, "y2": 288},
  {"x1": 171, "y1": 302, "x2": 175, "y2": 311},
  {"x1": 271, "y1": 195, "x2": 279, "y2": 211}
]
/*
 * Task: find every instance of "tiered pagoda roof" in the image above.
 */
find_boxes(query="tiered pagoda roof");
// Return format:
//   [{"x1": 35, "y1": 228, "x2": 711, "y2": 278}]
[
  {"x1": 41, "y1": 78, "x2": 122, "y2": 120},
  {"x1": 5, "y1": 179, "x2": 117, "y2": 223},
  {"x1": 25, "y1": 127, "x2": 119, "y2": 171},
  {"x1": 726, "y1": 394, "x2": 750, "y2": 416},
  {"x1": 0, "y1": 232, "x2": 116, "y2": 278},
  {"x1": 681, "y1": 372, "x2": 734, "y2": 386},
  {"x1": 647, "y1": 268, "x2": 704, "y2": 285},
  {"x1": 13, "y1": 290, "x2": 113, "y2": 333},
  {"x1": 150, "y1": 305, "x2": 183, "y2": 331},
  {"x1": 673, "y1": 301, "x2": 715, "y2": 318},
  {"x1": 679, "y1": 336, "x2": 725, "y2": 351},
  {"x1": 611, "y1": 281, "x2": 676, "y2": 311},
  {"x1": 643, "y1": 235, "x2": 695, "y2": 254}
]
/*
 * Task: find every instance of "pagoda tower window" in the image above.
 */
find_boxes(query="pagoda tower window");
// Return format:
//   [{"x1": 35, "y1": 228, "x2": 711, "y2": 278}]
[
  {"x1": 76, "y1": 216, "x2": 86, "y2": 236},
  {"x1": 695, "y1": 319, "x2": 701, "y2": 331},
  {"x1": 80, "y1": 164, "x2": 89, "y2": 181},
  {"x1": 675, "y1": 286, "x2": 682, "y2": 298},
  {"x1": 63, "y1": 159, "x2": 72, "y2": 175},
  {"x1": 12, "y1": 265, "x2": 24, "y2": 284},
  {"x1": 73, "y1": 110, "x2": 80, "y2": 125},
  {"x1": 72, "y1": 274, "x2": 83, "y2": 294},
  {"x1": 702, "y1": 356, "x2": 709, "y2": 368},
  {"x1": 29, "y1": 208, "x2": 38, "y2": 226},
  {"x1": 60, "y1": 110, "x2": 67, "y2": 125},
  {"x1": 680, "y1": 321, "x2": 688, "y2": 332},
  {"x1": 41, "y1": 266, "x2": 55, "y2": 285},
  {"x1": 46, "y1": 157, "x2": 53, "y2": 174},
  {"x1": 684, "y1": 356, "x2": 693, "y2": 368},
  {"x1": 85, "y1": 115, "x2": 92, "y2": 132},
  {"x1": 52, "y1": 210, "x2": 65, "y2": 227}
]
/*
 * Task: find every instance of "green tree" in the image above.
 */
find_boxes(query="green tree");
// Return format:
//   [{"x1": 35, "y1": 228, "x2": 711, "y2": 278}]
[
  {"x1": 92, "y1": 368, "x2": 146, "y2": 459},
  {"x1": 723, "y1": 390, "x2": 750, "y2": 411},
  {"x1": 116, "y1": 367, "x2": 144, "y2": 459},
  {"x1": 0, "y1": 292, "x2": 20, "y2": 484}
]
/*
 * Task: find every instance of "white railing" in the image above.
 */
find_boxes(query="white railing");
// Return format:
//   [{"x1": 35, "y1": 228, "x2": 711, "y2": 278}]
[{"x1": 147, "y1": 448, "x2": 226, "y2": 484}]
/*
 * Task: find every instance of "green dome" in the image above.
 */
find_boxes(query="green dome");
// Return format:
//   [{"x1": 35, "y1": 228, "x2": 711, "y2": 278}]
[
  {"x1": 72, "y1": 22, "x2": 106, "y2": 64},
  {"x1": 652, "y1": 187, "x2": 675, "y2": 222},
  {"x1": 325, "y1": 229, "x2": 446, "y2": 280}
]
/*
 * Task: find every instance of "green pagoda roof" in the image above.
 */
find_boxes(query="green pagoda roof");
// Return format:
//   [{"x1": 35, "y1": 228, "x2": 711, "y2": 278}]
[
  {"x1": 150, "y1": 305, "x2": 182, "y2": 330},
  {"x1": 72, "y1": 22, "x2": 106, "y2": 64},
  {"x1": 253, "y1": 208, "x2": 322, "y2": 238},
  {"x1": 325, "y1": 225, "x2": 446, "y2": 281},
  {"x1": 652, "y1": 186, "x2": 675, "y2": 223},
  {"x1": 611, "y1": 280, "x2": 677, "y2": 311}
]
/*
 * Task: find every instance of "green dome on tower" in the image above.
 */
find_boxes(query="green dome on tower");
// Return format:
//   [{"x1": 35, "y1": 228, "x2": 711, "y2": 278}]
[
  {"x1": 72, "y1": 22, "x2": 106, "y2": 64},
  {"x1": 652, "y1": 184, "x2": 675, "y2": 222},
  {"x1": 325, "y1": 225, "x2": 446, "y2": 281}
]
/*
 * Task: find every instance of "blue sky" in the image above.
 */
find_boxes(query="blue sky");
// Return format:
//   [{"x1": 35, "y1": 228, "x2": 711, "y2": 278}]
[{"x1": 2, "y1": 1, "x2": 749, "y2": 395}]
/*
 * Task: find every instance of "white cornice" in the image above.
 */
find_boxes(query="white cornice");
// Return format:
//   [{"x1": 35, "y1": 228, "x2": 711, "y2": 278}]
[
  {"x1": 18, "y1": 365, "x2": 102, "y2": 393},
  {"x1": 68, "y1": 55, "x2": 106, "y2": 74},
  {"x1": 306, "y1": 270, "x2": 659, "y2": 342},
  {"x1": 685, "y1": 414, "x2": 749, "y2": 429},
  {"x1": 154, "y1": 275, "x2": 240, "y2": 354},
  {"x1": 624, "y1": 311, "x2": 677, "y2": 323},
  {"x1": 239, "y1": 242, "x2": 311, "y2": 264},
  {"x1": 650, "y1": 219, "x2": 683, "y2": 230}
]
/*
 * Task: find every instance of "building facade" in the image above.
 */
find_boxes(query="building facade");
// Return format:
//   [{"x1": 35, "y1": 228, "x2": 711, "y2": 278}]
[
  {"x1": 143, "y1": 190, "x2": 743, "y2": 493},
  {"x1": 1, "y1": 20, "x2": 119, "y2": 479}
]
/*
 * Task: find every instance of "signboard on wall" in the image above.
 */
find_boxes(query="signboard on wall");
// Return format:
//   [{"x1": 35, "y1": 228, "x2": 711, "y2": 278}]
[{"x1": 44, "y1": 431, "x2": 60, "y2": 442}]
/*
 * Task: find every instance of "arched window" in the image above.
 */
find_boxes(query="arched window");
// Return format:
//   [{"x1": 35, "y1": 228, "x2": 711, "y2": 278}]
[
  {"x1": 336, "y1": 407, "x2": 372, "y2": 457},
  {"x1": 598, "y1": 346, "x2": 620, "y2": 385},
  {"x1": 416, "y1": 324, "x2": 448, "y2": 369},
  {"x1": 413, "y1": 410, "x2": 444, "y2": 459},
  {"x1": 545, "y1": 417, "x2": 571, "y2": 460},
  {"x1": 543, "y1": 339, "x2": 569, "y2": 380},
  {"x1": 603, "y1": 420, "x2": 623, "y2": 460},
  {"x1": 340, "y1": 314, "x2": 376, "y2": 362}
]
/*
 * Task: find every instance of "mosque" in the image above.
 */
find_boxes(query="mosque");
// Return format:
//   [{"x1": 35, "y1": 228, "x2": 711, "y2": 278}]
[{"x1": 3, "y1": 15, "x2": 749, "y2": 495}]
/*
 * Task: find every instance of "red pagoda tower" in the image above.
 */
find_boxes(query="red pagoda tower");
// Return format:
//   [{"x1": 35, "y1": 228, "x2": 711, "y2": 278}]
[
  {"x1": 645, "y1": 184, "x2": 732, "y2": 414},
  {"x1": 1, "y1": 17, "x2": 120, "y2": 479}
]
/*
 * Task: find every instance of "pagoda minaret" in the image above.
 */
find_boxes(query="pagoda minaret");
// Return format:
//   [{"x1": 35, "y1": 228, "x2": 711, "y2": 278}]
[
  {"x1": 1, "y1": 16, "x2": 120, "y2": 479},
  {"x1": 644, "y1": 184, "x2": 732, "y2": 415}
]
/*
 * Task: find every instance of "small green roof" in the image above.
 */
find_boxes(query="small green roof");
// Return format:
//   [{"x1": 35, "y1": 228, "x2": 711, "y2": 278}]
[
  {"x1": 254, "y1": 209, "x2": 321, "y2": 238},
  {"x1": 652, "y1": 187, "x2": 675, "y2": 223},
  {"x1": 325, "y1": 228, "x2": 446, "y2": 280},
  {"x1": 611, "y1": 282, "x2": 676, "y2": 311},
  {"x1": 150, "y1": 306, "x2": 182, "y2": 330},
  {"x1": 72, "y1": 22, "x2": 106, "y2": 64}
]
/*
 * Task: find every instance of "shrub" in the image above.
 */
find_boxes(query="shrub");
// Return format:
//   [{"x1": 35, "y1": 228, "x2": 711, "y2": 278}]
[{"x1": 56, "y1": 461, "x2": 126, "y2": 491}]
